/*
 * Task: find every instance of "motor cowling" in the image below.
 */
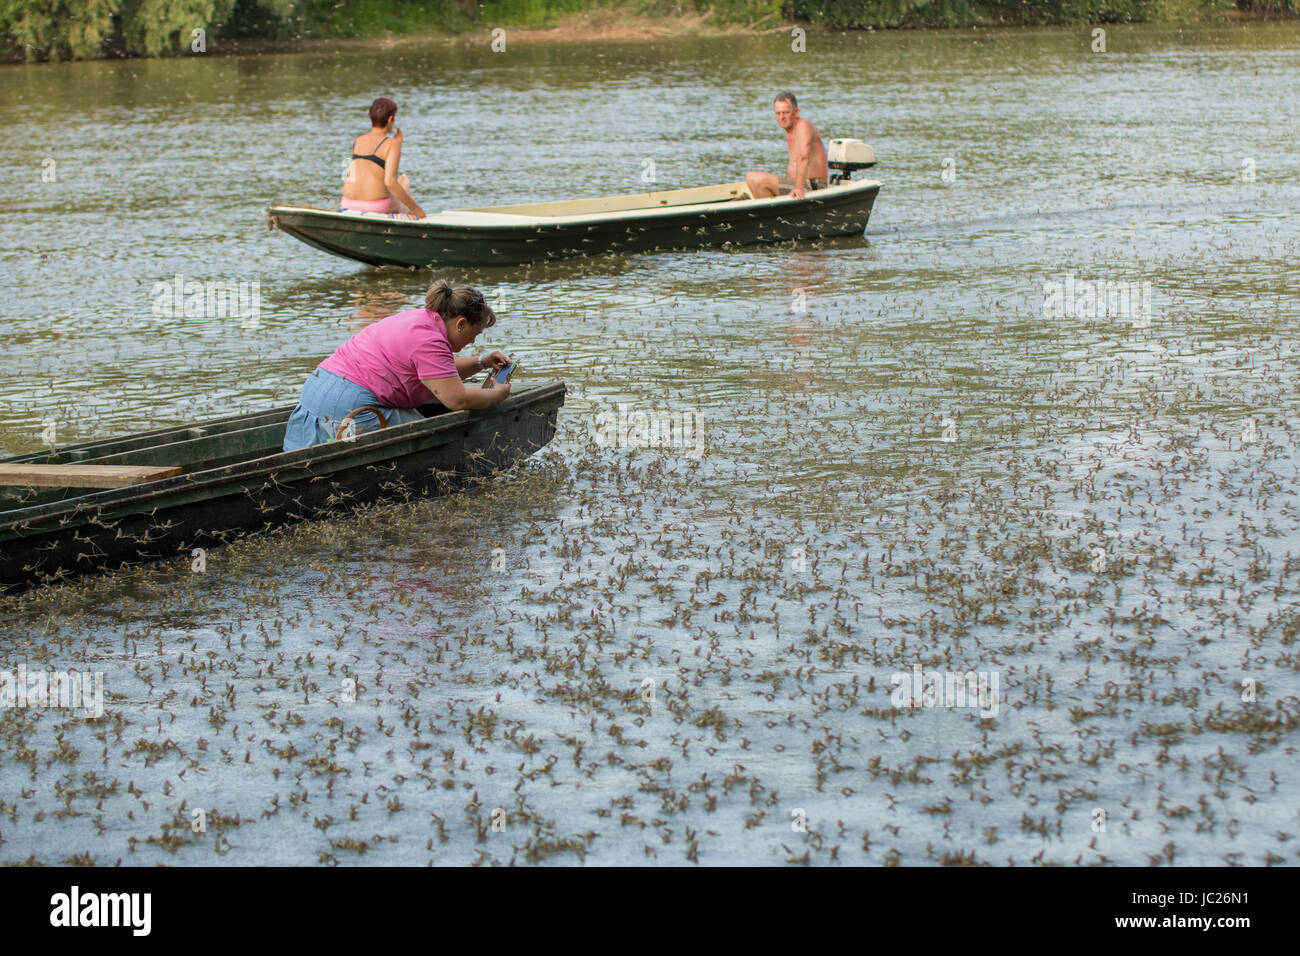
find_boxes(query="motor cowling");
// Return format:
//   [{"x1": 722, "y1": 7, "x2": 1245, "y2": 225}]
[{"x1": 828, "y1": 138, "x2": 876, "y2": 183}]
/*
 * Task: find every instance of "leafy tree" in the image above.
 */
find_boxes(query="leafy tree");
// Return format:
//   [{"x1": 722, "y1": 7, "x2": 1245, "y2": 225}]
[
  {"x1": 117, "y1": 0, "x2": 237, "y2": 56},
  {"x1": 1, "y1": 0, "x2": 119, "y2": 60}
]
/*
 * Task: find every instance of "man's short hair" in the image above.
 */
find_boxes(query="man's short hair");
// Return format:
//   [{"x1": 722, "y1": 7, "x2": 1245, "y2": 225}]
[{"x1": 774, "y1": 91, "x2": 798, "y2": 109}]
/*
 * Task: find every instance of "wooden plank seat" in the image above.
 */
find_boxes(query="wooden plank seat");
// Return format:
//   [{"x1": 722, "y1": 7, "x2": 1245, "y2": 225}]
[{"x1": 0, "y1": 464, "x2": 183, "y2": 489}]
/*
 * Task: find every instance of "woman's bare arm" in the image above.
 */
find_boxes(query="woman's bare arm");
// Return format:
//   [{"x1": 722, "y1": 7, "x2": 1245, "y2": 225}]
[
  {"x1": 453, "y1": 351, "x2": 510, "y2": 380},
  {"x1": 383, "y1": 131, "x2": 425, "y2": 217},
  {"x1": 421, "y1": 375, "x2": 510, "y2": 411}
]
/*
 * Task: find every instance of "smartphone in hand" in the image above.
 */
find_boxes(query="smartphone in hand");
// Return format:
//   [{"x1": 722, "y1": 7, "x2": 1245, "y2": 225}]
[{"x1": 483, "y1": 361, "x2": 518, "y2": 388}]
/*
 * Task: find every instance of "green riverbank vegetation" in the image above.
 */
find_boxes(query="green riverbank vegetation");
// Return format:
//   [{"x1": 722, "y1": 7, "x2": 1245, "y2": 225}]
[{"x1": 2, "y1": 0, "x2": 1295, "y2": 62}]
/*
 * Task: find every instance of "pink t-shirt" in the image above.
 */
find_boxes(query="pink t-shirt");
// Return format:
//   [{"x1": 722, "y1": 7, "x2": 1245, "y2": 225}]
[{"x1": 319, "y1": 308, "x2": 458, "y2": 407}]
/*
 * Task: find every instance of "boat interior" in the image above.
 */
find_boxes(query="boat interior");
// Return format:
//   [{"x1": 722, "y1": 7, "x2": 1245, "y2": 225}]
[
  {"x1": 456, "y1": 182, "x2": 756, "y2": 219},
  {"x1": 436, "y1": 177, "x2": 875, "y2": 225},
  {"x1": 0, "y1": 409, "x2": 292, "y2": 510},
  {"x1": 0, "y1": 391, "x2": 527, "y2": 512}
]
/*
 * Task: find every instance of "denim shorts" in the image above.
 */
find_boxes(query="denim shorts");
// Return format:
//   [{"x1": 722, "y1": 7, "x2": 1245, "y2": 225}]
[{"x1": 282, "y1": 367, "x2": 425, "y2": 452}]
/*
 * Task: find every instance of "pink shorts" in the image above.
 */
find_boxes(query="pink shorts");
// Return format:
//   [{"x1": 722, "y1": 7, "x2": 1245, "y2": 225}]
[{"x1": 340, "y1": 196, "x2": 400, "y2": 215}]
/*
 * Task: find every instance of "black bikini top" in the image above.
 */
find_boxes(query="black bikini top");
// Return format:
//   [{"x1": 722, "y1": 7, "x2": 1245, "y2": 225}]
[{"x1": 351, "y1": 133, "x2": 388, "y2": 169}]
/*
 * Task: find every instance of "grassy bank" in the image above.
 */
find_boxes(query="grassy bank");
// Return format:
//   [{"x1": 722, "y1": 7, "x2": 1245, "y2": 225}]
[{"x1": 2, "y1": 0, "x2": 1296, "y2": 61}]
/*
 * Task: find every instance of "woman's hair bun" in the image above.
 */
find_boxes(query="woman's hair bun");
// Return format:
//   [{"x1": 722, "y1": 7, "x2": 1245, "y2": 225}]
[{"x1": 425, "y1": 279, "x2": 496, "y2": 329}]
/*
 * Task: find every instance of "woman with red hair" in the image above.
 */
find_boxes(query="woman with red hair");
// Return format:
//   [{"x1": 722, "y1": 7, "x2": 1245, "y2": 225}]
[{"x1": 341, "y1": 97, "x2": 426, "y2": 219}]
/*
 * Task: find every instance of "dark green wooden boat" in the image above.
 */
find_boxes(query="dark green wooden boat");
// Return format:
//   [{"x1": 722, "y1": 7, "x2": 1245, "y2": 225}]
[
  {"x1": 0, "y1": 383, "x2": 565, "y2": 594},
  {"x1": 268, "y1": 177, "x2": 881, "y2": 269}
]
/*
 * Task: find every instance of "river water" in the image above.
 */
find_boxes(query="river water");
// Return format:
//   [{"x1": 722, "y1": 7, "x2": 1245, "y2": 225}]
[{"x1": 1, "y1": 23, "x2": 1298, "y2": 865}]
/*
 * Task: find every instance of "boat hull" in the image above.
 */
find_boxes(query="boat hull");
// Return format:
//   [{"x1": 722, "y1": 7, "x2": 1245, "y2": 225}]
[
  {"x1": 268, "y1": 180, "x2": 880, "y2": 268},
  {"x1": 0, "y1": 383, "x2": 565, "y2": 593}
]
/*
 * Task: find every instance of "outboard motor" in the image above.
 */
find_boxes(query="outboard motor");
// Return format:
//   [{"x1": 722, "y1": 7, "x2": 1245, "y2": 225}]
[{"x1": 827, "y1": 138, "x2": 876, "y2": 185}]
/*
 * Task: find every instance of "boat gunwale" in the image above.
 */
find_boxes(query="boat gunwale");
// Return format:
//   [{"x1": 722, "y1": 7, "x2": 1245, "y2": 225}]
[
  {"x1": 1, "y1": 407, "x2": 297, "y2": 466},
  {"x1": 0, "y1": 382, "x2": 566, "y2": 528},
  {"x1": 268, "y1": 178, "x2": 882, "y2": 232}
]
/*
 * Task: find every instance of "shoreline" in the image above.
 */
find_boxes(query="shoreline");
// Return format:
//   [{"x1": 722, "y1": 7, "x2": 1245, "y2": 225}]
[
  {"x1": 2, "y1": 9, "x2": 1295, "y2": 64},
  {"x1": 165, "y1": 11, "x2": 776, "y2": 58}
]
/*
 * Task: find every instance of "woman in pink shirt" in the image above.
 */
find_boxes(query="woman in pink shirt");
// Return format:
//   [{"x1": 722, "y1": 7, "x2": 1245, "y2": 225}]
[{"x1": 282, "y1": 280, "x2": 512, "y2": 452}]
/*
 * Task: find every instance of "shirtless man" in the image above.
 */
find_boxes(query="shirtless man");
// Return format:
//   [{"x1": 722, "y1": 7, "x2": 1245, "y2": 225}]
[{"x1": 745, "y1": 92, "x2": 828, "y2": 201}]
